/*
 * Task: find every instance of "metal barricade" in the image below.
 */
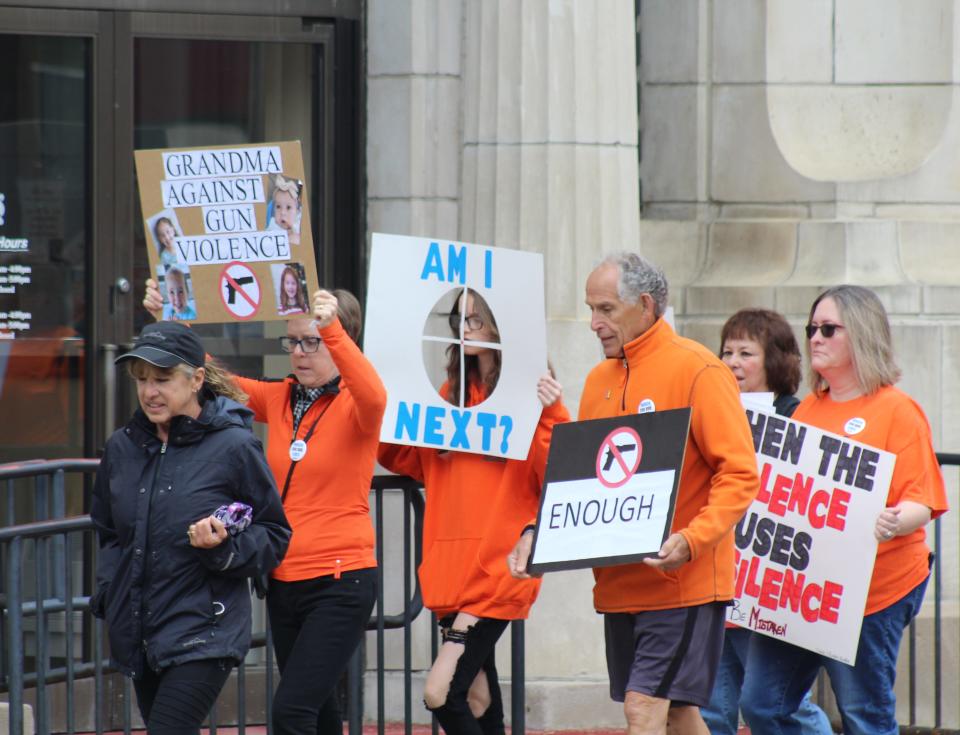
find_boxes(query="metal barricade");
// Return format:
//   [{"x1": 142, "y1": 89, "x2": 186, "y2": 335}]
[
  {"x1": 0, "y1": 461, "x2": 527, "y2": 735},
  {"x1": 898, "y1": 452, "x2": 960, "y2": 734}
]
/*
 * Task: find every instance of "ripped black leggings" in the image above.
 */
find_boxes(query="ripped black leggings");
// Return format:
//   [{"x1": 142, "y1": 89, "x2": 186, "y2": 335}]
[{"x1": 428, "y1": 615, "x2": 509, "y2": 735}]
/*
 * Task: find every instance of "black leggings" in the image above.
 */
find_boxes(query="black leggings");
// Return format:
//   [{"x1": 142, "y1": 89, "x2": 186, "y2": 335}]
[
  {"x1": 133, "y1": 658, "x2": 233, "y2": 735},
  {"x1": 428, "y1": 615, "x2": 509, "y2": 735},
  {"x1": 266, "y1": 567, "x2": 378, "y2": 735}
]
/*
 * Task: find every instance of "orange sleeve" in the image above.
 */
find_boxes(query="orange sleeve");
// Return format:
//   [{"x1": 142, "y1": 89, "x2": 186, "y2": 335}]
[
  {"x1": 320, "y1": 318, "x2": 387, "y2": 435},
  {"x1": 886, "y1": 401, "x2": 948, "y2": 518},
  {"x1": 680, "y1": 364, "x2": 760, "y2": 560},
  {"x1": 230, "y1": 373, "x2": 272, "y2": 423},
  {"x1": 527, "y1": 399, "x2": 571, "y2": 490},
  {"x1": 378, "y1": 442, "x2": 427, "y2": 483}
]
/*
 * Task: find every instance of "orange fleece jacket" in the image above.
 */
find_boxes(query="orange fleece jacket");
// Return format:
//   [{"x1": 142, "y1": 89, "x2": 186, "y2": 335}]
[
  {"x1": 378, "y1": 383, "x2": 570, "y2": 619},
  {"x1": 579, "y1": 318, "x2": 759, "y2": 612},
  {"x1": 233, "y1": 318, "x2": 387, "y2": 581},
  {"x1": 792, "y1": 385, "x2": 948, "y2": 615}
]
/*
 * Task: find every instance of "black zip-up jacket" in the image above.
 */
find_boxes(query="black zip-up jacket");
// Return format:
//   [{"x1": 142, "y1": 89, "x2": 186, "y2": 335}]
[{"x1": 90, "y1": 395, "x2": 291, "y2": 677}]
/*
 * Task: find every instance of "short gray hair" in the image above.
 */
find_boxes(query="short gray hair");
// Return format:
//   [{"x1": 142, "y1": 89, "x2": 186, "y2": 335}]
[
  {"x1": 807, "y1": 285, "x2": 901, "y2": 396},
  {"x1": 599, "y1": 252, "x2": 669, "y2": 317}
]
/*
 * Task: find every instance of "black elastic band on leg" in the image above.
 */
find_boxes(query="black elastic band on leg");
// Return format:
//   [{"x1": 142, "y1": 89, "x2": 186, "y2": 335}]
[
  {"x1": 654, "y1": 606, "x2": 699, "y2": 699},
  {"x1": 442, "y1": 627, "x2": 469, "y2": 644}
]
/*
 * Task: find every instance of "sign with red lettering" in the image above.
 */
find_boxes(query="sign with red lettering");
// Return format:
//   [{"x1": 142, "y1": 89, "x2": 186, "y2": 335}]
[
  {"x1": 729, "y1": 406, "x2": 895, "y2": 664},
  {"x1": 528, "y1": 409, "x2": 689, "y2": 573}
]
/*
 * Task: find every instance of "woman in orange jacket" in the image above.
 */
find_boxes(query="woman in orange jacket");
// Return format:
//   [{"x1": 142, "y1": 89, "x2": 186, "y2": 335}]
[
  {"x1": 144, "y1": 280, "x2": 386, "y2": 735},
  {"x1": 379, "y1": 288, "x2": 569, "y2": 735}
]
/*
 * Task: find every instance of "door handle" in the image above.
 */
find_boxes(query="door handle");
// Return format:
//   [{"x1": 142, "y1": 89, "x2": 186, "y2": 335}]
[{"x1": 102, "y1": 343, "x2": 117, "y2": 440}]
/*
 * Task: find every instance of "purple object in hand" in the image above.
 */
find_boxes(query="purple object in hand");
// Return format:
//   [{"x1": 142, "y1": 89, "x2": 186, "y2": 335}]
[{"x1": 213, "y1": 502, "x2": 253, "y2": 536}]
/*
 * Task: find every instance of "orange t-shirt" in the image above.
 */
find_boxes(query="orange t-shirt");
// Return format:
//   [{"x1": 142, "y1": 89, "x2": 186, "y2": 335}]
[
  {"x1": 378, "y1": 383, "x2": 570, "y2": 619},
  {"x1": 792, "y1": 385, "x2": 948, "y2": 615},
  {"x1": 579, "y1": 318, "x2": 760, "y2": 613},
  {"x1": 233, "y1": 318, "x2": 386, "y2": 581}
]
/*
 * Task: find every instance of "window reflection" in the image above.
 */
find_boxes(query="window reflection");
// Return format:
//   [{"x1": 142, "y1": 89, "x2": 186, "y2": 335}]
[{"x1": 0, "y1": 35, "x2": 89, "y2": 460}]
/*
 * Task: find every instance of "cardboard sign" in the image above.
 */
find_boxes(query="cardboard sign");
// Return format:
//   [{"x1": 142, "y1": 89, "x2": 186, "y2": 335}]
[
  {"x1": 729, "y1": 407, "x2": 894, "y2": 664},
  {"x1": 365, "y1": 233, "x2": 547, "y2": 460},
  {"x1": 134, "y1": 142, "x2": 319, "y2": 323},
  {"x1": 528, "y1": 409, "x2": 690, "y2": 573}
]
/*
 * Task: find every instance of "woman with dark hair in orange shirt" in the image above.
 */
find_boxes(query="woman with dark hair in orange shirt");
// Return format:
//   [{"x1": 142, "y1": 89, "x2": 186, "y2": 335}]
[{"x1": 379, "y1": 288, "x2": 569, "y2": 735}]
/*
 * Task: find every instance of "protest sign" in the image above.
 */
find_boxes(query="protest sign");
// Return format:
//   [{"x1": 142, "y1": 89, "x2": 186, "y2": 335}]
[
  {"x1": 528, "y1": 409, "x2": 690, "y2": 573},
  {"x1": 365, "y1": 233, "x2": 546, "y2": 460},
  {"x1": 134, "y1": 142, "x2": 319, "y2": 324},
  {"x1": 730, "y1": 407, "x2": 894, "y2": 664}
]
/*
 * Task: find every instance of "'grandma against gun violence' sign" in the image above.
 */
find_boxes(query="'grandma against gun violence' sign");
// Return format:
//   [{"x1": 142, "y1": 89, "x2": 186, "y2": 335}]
[
  {"x1": 730, "y1": 407, "x2": 893, "y2": 664},
  {"x1": 528, "y1": 409, "x2": 690, "y2": 573},
  {"x1": 134, "y1": 141, "x2": 320, "y2": 324},
  {"x1": 365, "y1": 233, "x2": 548, "y2": 461}
]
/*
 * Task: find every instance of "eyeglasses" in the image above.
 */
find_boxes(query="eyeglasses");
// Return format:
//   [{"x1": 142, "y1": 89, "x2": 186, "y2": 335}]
[
  {"x1": 805, "y1": 323, "x2": 844, "y2": 339},
  {"x1": 279, "y1": 336, "x2": 322, "y2": 353},
  {"x1": 448, "y1": 313, "x2": 484, "y2": 332}
]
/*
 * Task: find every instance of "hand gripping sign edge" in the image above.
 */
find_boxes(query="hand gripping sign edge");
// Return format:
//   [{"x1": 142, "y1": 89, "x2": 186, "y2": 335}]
[
  {"x1": 219, "y1": 261, "x2": 262, "y2": 320},
  {"x1": 595, "y1": 426, "x2": 643, "y2": 489}
]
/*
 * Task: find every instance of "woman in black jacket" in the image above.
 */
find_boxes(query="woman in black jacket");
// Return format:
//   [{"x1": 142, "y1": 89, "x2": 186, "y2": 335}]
[{"x1": 91, "y1": 321, "x2": 290, "y2": 734}]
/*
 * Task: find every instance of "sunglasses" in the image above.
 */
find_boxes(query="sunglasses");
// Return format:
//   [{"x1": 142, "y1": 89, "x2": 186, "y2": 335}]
[
  {"x1": 448, "y1": 313, "x2": 484, "y2": 332},
  {"x1": 805, "y1": 323, "x2": 844, "y2": 339}
]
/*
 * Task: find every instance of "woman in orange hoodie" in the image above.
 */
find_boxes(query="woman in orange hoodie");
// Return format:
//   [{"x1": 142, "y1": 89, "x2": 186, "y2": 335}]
[{"x1": 379, "y1": 288, "x2": 569, "y2": 735}]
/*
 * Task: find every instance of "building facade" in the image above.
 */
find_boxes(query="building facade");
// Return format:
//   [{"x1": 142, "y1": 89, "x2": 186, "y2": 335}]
[{"x1": 1, "y1": 0, "x2": 957, "y2": 729}]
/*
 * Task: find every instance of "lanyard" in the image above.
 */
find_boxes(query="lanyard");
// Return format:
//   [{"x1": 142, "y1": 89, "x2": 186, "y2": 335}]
[{"x1": 280, "y1": 394, "x2": 337, "y2": 502}]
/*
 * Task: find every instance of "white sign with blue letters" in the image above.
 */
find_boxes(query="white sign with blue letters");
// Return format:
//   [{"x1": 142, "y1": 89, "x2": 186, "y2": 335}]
[{"x1": 365, "y1": 232, "x2": 547, "y2": 460}]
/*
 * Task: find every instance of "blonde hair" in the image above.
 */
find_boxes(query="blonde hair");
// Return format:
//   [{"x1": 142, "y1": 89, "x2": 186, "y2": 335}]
[
  {"x1": 806, "y1": 285, "x2": 901, "y2": 397},
  {"x1": 127, "y1": 357, "x2": 247, "y2": 404},
  {"x1": 272, "y1": 174, "x2": 302, "y2": 204}
]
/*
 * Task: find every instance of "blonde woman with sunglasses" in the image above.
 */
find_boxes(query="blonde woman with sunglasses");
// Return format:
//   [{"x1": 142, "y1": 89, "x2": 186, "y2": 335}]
[{"x1": 740, "y1": 285, "x2": 948, "y2": 735}]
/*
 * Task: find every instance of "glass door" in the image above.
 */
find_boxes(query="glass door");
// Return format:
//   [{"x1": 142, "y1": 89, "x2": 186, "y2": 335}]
[
  {"x1": 0, "y1": 9, "x2": 102, "y2": 466},
  {"x1": 0, "y1": 5, "x2": 362, "y2": 465}
]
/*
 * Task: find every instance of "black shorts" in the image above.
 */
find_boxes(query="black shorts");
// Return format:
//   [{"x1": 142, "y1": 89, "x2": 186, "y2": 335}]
[{"x1": 604, "y1": 602, "x2": 726, "y2": 707}]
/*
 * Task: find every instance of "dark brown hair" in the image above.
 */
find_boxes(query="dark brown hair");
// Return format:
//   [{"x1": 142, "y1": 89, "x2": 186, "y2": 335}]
[
  {"x1": 332, "y1": 288, "x2": 363, "y2": 345},
  {"x1": 445, "y1": 288, "x2": 501, "y2": 405},
  {"x1": 720, "y1": 308, "x2": 801, "y2": 397}
]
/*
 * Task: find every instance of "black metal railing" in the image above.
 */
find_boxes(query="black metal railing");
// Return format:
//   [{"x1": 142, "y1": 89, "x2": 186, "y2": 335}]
[
  {"x1": 6, "y1": 454, "x2": 954, "y2": 733},
  {"x1": 0, "y1": 460, "x2": 526, "y2": 735},
  {"x1": 898, "y1": 452, "x2": 960, "y2": 735}
]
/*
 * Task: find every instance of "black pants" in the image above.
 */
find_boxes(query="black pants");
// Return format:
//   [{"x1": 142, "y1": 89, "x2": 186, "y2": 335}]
[
  {"x1": 266, "y1": 567, "x2": 377, "y2": 735},
  {"x1": 430, "y1": 615, "x2": 509, "y2": 735},
  {"x1": 133, "y1": 658, "x2": 233, "y2": 735}
]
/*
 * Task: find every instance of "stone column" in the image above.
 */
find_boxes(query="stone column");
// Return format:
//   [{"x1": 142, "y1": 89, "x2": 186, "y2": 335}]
[
  {"x1": 456, "y1": 1, "x2": 640, "y2": 727},
  {"x1": 365, "y1": 0, "x2": 465, "y2": 718},
  {"x1": 367, "y1": 0, "x2": 463, "y2": 242}
]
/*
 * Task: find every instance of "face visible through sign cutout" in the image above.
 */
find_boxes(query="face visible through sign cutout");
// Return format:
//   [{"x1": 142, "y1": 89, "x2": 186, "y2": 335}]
[{"x1": 422, "y1": 287, "x2": 502, "y2": 407}]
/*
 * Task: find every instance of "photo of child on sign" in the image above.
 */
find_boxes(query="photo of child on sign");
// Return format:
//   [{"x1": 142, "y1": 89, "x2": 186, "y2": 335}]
[
  {"x1": 134, "y1": 141, "x2": 320, "y2": 324},
  {"x1": 266, "y1": 174, "x2": 301, "y2": 246},
  {"x1": 271, "y1": 261, "x2": 308, "y2": 317},
  {"x1": 157, "y1": 263, "x2": 198, "y2": 322}
]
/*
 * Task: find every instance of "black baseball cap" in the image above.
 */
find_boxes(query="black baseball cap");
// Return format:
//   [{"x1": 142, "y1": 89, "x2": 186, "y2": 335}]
[{"x1": 115, "y1": 321, "x2": 205, "y2": 369}]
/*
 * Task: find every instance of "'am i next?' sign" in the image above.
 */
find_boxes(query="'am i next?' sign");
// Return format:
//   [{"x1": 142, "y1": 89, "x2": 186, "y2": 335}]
[
  {"x1": 365, "y1": 233, "x2": 548, "y2": 461},
  {"x1": 528, "y1": 409, "x2": 690, "y2": 573},
  {"x1": 730, "y1": 407, "x2": 894, "y2": 664}
]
